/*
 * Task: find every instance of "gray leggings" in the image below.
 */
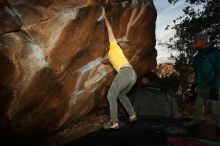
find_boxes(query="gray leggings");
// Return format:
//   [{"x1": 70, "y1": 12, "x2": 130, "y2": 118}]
[
  {"x1": 107, "y1": 66, "x2": 137, "y2": 122},
  {"x1": 194, "y1": 87, "x2": 220, "y2": 127}
]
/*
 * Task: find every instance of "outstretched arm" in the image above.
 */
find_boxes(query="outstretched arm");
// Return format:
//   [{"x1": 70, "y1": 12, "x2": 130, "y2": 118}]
[
  {"x1": 101, "y1": 15, "x2": 115, "y2": 64},
  {"x1": 104, "y1": 15, "x2": 117, "y2": 43}
]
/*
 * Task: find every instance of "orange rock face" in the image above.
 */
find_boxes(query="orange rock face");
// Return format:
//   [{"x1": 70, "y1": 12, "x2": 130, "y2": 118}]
[{"x1": 0, "y1": 0, "x2": 157, "y2": 135}]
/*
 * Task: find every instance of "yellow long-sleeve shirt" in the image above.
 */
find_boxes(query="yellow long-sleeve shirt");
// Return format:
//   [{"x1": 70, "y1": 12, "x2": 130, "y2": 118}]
[{"x1": 108, "y1": 41, "x2": 130, "y2": 72}]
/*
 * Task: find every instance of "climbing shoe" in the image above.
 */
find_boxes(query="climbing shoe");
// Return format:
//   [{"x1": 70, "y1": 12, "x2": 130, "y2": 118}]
[
  {"x1": 103, "y1": 120, "x2": 119, "y2": 130},
  {"x1": 129, "y1": 114, "x2": 137, "y2": 122}
]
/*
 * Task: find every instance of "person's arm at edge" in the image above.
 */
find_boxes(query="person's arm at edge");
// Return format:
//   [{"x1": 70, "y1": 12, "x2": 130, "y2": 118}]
[
  {"x1": 102, "y1": 53, "x2": 110, "y2": 64},
  {"x1": 213, "y1": 50, "x2": 220, "y2": 89}
]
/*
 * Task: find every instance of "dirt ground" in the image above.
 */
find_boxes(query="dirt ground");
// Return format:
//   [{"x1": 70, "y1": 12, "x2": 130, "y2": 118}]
[
  {"x1": 40, "y1": 101, "x2": 217, "y2": 146},
  {"x1": 41, "y1": 109, "x2": 110, "y2": 146}
]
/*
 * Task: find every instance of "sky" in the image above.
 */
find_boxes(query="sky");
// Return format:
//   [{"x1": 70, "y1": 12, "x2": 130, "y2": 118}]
[{"x1": 153, "y1": 0, "x2": 200, "y2": 64}]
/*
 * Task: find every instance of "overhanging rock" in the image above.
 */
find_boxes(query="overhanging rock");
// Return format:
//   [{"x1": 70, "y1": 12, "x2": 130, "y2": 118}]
[{"x1": 0, "y1": 0, "x2": 157, "y2": 136}]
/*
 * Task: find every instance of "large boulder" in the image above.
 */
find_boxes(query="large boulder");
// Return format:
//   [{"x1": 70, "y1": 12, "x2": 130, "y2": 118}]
[{"x1": 0, "y1": 0, "x2": 157, "y2": 136}]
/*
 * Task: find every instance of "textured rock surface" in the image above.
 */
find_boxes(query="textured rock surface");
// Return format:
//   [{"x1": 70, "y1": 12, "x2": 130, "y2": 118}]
[{"x1": 0, "y1": 0, "x2": 157, "y2": 136}]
